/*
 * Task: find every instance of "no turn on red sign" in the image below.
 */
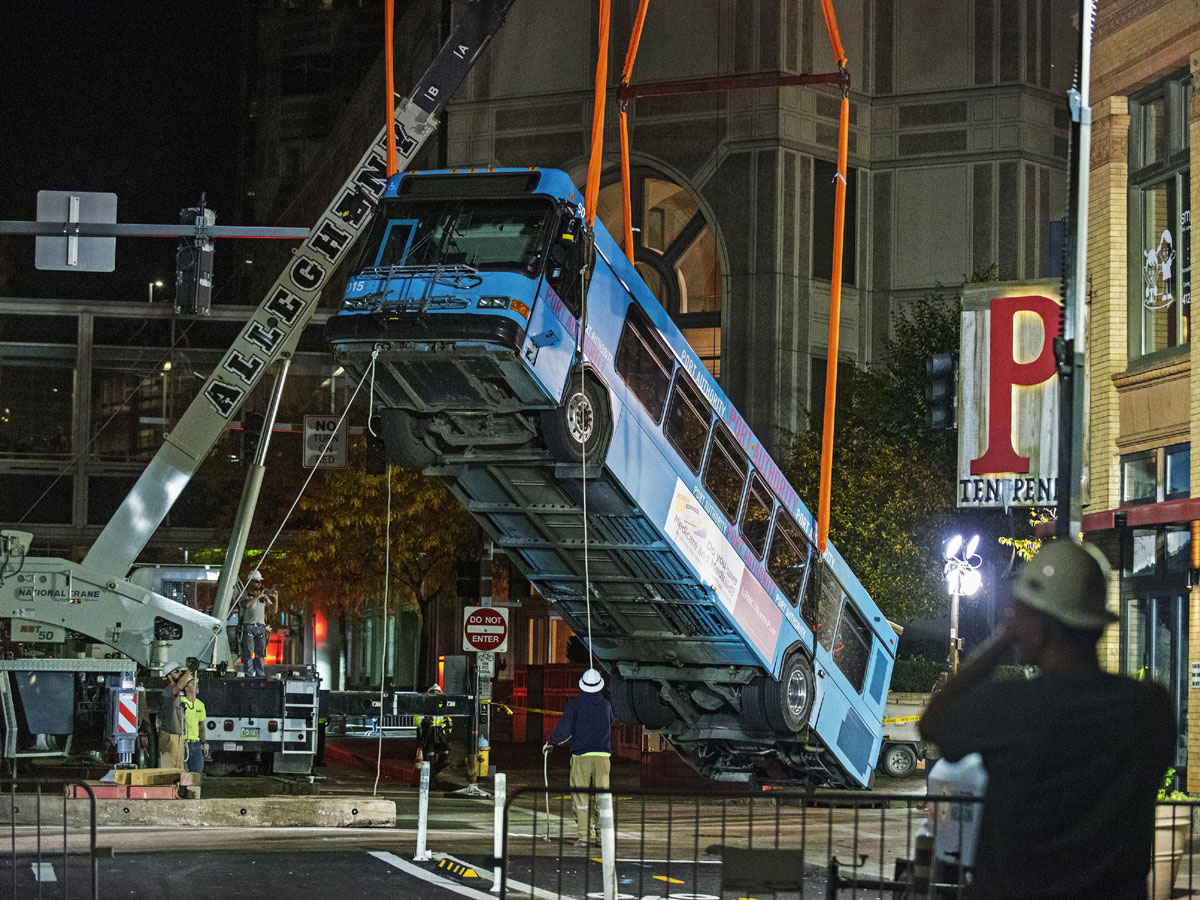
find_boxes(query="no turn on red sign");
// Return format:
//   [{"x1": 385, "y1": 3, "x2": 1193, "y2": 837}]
[{"x1": 463, "y1": 606, "x2": 508, "y2": 653}]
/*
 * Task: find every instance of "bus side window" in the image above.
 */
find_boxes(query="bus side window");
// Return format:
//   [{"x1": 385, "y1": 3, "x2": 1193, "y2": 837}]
[
  {"x1": 803, "y1": 571, "x2": 842, "y2": 652},
  {"x1": 739, "y1": 474, "x2": 772, "y2": 559},
  {"x1": 545, "y1": 214, "x2": 584, "y2": 317},
  {"x1": 663, "y1": 373, "x2": 711, "y2": 474},
  {"x1": 615, "y1": 304, "x2": 675, "y2": 423},
  {"x1": 703, "y1": 423, "x2": 748, "y2": 522},
  {"x1": 831, "y1": 603, "x2": 872, "y2": 693},
  {"x1": 767, "y1": 511, "x2": 810, "y2": 606}
]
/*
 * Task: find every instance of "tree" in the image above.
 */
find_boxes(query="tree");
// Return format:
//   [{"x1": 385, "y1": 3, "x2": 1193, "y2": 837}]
[
  {"x1": 262, "y1": 440, "x2": 477, "y2": 682},
  {"x1": 782, "y1": 278, "x2": 992, "y2": 624}
]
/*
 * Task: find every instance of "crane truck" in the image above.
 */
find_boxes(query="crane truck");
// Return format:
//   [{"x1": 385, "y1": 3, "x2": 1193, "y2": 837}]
[{"x1": 0, "y1": 0, "x2": 514, "y2": 773}]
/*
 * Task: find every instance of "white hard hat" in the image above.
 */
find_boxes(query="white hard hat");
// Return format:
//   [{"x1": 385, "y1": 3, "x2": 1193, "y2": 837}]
[
  {"x1": 249, "y1": 570, "x2": 263, "y2": 581},
  {"x1": 579, "y1": 668, "x2": 605, "y2": 693},
  {"x1": 164, "y1": 661, "x2": 184, "y2": 677},
  {"x1": 428, "y1": 683, "x2": 442, "y2": 693},
  {"x1": 1013, "y1": 540, "x2": 1117, "y2": 630}
]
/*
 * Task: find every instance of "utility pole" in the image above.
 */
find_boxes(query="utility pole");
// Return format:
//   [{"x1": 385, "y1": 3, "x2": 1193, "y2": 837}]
[{"x1": 1055, "y1": 0, "x2": 1096, "y2": 540}]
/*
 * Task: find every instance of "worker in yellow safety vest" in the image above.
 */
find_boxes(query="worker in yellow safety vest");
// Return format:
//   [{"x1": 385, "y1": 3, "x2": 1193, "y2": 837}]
[{"x1": 415, "y1": 684, "x2": 452, "y2": 785}]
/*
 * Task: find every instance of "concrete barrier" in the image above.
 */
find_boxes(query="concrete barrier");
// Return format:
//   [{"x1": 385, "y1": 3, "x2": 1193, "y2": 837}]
[{"x1": 5, "y1": 794, "x2": 396, "y2": 828}]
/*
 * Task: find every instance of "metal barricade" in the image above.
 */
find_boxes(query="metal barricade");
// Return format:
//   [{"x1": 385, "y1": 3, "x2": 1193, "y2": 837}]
[
  {"x1": 1, "y1": 780, "x2": 99, "y2": 900},
  {"x1": 498, "y1": 788, "x2": 1200, "y2": 899}
]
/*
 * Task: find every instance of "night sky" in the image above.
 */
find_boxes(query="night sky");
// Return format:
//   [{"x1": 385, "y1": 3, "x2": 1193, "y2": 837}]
[{"x1": 0, "y1": 4, "x2": 250, "y2": 304}]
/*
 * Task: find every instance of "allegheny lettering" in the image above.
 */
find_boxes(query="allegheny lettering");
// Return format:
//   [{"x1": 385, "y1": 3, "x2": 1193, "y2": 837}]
[
  {"x1": 225, "y1": 351, "x2": 265, "y2": 385},
  {"x1": 289, "y1": 256, "x2": 326, "y2": 292},
  {"x1": 205, "y1": 380, "x2": 244, "y2": 418},
  {"x1": 264, "y1": 286, "x2": 306, "y2": 326},
  {"x1": 310, "y1": 219, "x2": 353, "y2": 263}
]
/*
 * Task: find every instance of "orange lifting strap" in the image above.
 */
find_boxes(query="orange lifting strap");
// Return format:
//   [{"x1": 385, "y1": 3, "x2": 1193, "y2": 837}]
[
  {"x1": 617, "y1": 0, "x2": 652, "y2": 262},
  {"x1": 384, "y1": 0, "x2": 398, "y2": 176},
  {"x1": 583, "y1": 0, "x2": 613, "y2": 228},
  {"x1": 577, "y1": 0, "x2": 851, "y2": 553},
  {"x1": 816, "y1": 0, "x2": 850, "y2": 553}
]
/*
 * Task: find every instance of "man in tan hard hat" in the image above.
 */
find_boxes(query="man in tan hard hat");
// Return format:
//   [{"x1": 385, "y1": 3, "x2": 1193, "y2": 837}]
[{"x1": 920, "y1": 539, "x2": 1175, "y2": 900}]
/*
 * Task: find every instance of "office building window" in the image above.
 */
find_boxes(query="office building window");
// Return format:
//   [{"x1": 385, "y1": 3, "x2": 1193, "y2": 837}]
[
  {"x1": 596, "y1": 169, "x2": 724, "y2": 378},
  {"x1": 1129, "y1": 70, "x2": 1191, "y2": 359}
]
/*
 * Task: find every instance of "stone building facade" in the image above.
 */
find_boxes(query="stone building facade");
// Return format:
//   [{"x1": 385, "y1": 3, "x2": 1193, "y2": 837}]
[{"x1": 445, "y1": 0, "x2": 1075, "y2": 454}]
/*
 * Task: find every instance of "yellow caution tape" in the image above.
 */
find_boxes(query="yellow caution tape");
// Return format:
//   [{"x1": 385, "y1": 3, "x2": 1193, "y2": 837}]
[
  {"x1": 882, "y1": 715, "x2": 922, "y2": 724},
  {"x1": 484, "y1": 700, "x2": 564, "y2": 717}
]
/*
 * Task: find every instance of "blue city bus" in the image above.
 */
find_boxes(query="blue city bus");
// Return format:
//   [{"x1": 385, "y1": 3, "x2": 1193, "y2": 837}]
[{"x1": 326, "y1": 167, "x2": 898, "y2": 787}]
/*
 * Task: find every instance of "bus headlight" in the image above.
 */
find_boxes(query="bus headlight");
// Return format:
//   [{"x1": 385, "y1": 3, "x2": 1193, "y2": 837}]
[{"x1": 478, "y1": 296, "x2": 509, "y2": 309}]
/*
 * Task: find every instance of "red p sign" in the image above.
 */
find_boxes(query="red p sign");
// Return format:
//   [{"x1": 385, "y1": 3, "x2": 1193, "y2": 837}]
[{"x1": 970, "y1": 295, "x2": 1061, "y2": 475}]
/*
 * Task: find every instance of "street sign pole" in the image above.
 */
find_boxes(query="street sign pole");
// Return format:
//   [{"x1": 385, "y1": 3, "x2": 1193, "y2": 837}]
[{"x1": 457, "y1": 546, "x2": 501, "y2": 798}]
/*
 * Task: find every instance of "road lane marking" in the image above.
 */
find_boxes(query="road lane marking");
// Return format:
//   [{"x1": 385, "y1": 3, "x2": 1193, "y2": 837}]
[{"x1": 369, "y1": 850, "x2": 496, "y2": 900}]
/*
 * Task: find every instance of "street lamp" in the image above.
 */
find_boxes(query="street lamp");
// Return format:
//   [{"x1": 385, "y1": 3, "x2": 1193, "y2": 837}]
[
  {"x1": 148, "y1": 279, "x2": 164, "y2": 303},
  {"x1": 944, "y1": 534, "x2": 982, "y2": 675}
]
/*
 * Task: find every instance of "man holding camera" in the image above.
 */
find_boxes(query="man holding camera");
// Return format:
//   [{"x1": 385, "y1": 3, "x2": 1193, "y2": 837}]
[{"x1": 239, "y1": 571, "x2": 275, "y2": 677}]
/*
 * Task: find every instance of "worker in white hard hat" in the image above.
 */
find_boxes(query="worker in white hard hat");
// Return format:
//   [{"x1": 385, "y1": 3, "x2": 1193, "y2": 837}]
[
  {"x1": 920, "y1": 539, "x2": 1175, "y2": 900},
  {"x1": 239, "y1": 571, "x2": 275, "y2": 677},
  {"x1": 544, "y1": 667, "x2": 612, "y2": 850},
  {"x1": 158, "y1": 661, "x2": 193, "y2": 769},
  {"x1": 415, "y1": 682, "x2": 451, "y2": 785}
]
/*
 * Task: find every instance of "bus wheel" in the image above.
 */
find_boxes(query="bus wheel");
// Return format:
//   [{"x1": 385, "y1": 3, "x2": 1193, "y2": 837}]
[
  {"x1": 543, "y1": 372, "x2": 610, "y2": 469},
  {"x1": 610, "y1": 673, "x2": 638, "y2": 725},
  {"x1": 738, "y1": 680, "x2": 772, "y2": 733},
  {"x1": 630, "y1": 680, "x2": 675, "y2": 730},
  {"x1": 379, "y1": 408, "x2": 436, "y2": 468},
  {"x1": 764, "y1": 654, "x2": 815, "y2": 735}
]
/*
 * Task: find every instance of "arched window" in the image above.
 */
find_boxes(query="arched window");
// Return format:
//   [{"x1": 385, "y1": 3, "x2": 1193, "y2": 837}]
[{"x1": 596, "y1": 169, "x2": 723, "y2": 377}]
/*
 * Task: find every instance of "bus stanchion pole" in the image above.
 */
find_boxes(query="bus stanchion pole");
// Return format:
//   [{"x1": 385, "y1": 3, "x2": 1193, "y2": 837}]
[
  {"x1": 491, "y1": 772, "x2": 505, "y2": 892},
  {"x1": 599, "y1": 791, "x2": 616, "y2": 900},
  {"x1": 414, "y1": 761, "x2": 432, "y2": 861}
]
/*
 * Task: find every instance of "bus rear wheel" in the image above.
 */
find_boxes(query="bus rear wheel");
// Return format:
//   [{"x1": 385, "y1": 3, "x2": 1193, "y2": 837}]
[
  {"x1": 763, "y1": 654, "x2": 815, "y2": 735},
  {"x1": 542, "y1": 372, "x2": 610, "y2": 470},
  {"x1": 379, "y1": 408, "x2": 436, "y2": 468},
  {"x1": 611, "y1": 673, "x2": 674, "y2": 730}
]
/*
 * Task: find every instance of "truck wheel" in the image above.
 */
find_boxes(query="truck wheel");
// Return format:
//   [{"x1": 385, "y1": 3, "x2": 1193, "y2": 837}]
[
  {"x1": 762, "y1": 653, "x2": 815, "y2": 735},
  {"x1": 542, "y1": 371, "x2": 611, "y2": 472},
  {"x1": 379, "y1": 408, "x2": 435, "y2": 468},
  {"x1": 881, "y1": 742, "x2": 918, "y2": 778}
]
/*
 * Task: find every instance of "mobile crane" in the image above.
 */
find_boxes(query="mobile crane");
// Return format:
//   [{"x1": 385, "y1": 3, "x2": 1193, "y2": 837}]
[{"x1": 0, "y1": 0, "x2": 514, "y2": 772}]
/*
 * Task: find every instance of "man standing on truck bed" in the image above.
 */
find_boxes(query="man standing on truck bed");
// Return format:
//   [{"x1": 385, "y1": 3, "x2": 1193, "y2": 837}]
[
  {"x1": 239, "y1": 571, "x2": 274, "y2": 677},
  {"x1": 920, "y1": 539, "x2": 1175, "y2": 900}
]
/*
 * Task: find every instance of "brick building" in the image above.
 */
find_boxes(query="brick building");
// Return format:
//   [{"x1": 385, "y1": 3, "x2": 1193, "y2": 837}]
[{"x1": 1081, "y1": 1, "x2": 1197, "y2": 783}]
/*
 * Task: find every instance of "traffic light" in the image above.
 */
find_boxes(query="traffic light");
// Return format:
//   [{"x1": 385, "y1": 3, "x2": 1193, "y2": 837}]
[
  {"x1": 925, "y1": 352, "x2": 958, "y2": 429},
  {"x1": 366, "y1": 415, "x2": 387, "y2": 475},
  {"x1": 175, "y1": 205, "x2": 216, "y2": 316},
  {"x1": 242, "y1": 412, "x2": 265, "y2": 464}
]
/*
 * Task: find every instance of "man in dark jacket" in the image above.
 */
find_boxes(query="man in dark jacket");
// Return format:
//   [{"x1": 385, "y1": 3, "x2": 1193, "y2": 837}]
[
  {"x1": 545, "y1": 667, "x2": 613, "y2": 848},
  {"x1": 920, "y1": 539, "x2": 1175, "y2": 900}
]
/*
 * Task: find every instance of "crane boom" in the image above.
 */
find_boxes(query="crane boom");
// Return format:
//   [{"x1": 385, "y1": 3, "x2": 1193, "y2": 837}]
[{"x1": 1, "y1": 0, "x2": 515, "y2": 668}]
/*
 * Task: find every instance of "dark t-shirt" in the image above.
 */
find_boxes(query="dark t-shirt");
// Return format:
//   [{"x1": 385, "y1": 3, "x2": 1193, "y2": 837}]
[
  {"x1": 159, "y1": 685, "x2": 186, "y2": 735},
  {"x1": 936, "y1": 672, "x2": 1175, "y2": 900}
]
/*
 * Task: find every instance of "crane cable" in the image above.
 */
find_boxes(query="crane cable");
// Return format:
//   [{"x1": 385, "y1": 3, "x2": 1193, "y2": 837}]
[
  {"x1": 207, "y1": 351, "x2": 381, "y2": 665},
  {"x1": 576, "y1": 0, "x2": 614, "y2": 673},
  {"x1": 373, "y1": 461, "x2": 392, "y2": 796}
]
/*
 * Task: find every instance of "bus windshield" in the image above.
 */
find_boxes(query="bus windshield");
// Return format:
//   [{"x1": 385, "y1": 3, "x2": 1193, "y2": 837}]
[{"x1": 356, "y1": 197, "x2": 555, "y2": 274}]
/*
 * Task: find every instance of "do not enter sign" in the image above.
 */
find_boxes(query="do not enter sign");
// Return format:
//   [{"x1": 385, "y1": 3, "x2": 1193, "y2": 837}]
[{"x1": 463, "y1": 606, "x2": 509, "y2": 653}]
